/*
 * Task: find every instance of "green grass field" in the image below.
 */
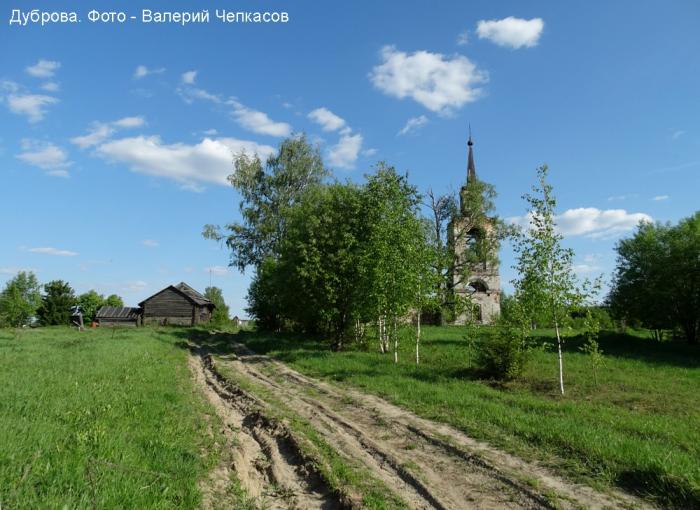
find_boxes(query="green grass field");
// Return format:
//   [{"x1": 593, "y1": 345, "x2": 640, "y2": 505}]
[
  {"x1": 0, "y1": 326, "x2": 218, "y2": 509},
  {"x1": 235, "y1": 326, "x2": 700, "y2": 508}
]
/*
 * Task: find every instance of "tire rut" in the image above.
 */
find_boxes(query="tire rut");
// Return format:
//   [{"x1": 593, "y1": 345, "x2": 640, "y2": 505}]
[
  {"x1": 214, "y1": 343, "x2": 655, "y2": 510},
  {"x1": 189, "y1": 352, "x2": 346, "y2": 510}
]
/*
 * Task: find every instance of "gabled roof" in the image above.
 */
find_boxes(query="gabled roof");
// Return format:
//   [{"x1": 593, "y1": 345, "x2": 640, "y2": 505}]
[
  {"x1": 96, "y1": 306, "x2": 141, "y2": 319},
  {"x1": 138, "y1": 282, "x2": 215, "y2": 308}
]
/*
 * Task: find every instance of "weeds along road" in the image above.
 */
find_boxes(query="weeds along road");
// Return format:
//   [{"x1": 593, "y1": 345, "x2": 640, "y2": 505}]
[{"x1": 189, "y1": 339, "x2": 654, "y2": 510}]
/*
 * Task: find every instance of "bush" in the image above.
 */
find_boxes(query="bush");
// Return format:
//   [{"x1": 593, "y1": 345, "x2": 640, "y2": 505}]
[{"x1": 474, "y1": 322, "x2": 530, "y2": 380}]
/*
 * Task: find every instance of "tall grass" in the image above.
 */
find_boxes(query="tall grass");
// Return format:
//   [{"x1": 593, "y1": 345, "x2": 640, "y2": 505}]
[
  {"x1": 234, "y1": 326, "x2": 700, "y2": 508},
  {"x1": 0, "y1": 327, "x2": 216, "y2": 509}
]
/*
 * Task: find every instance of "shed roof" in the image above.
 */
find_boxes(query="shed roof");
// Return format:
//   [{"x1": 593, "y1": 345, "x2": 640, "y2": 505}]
[
  {"x1": 96, "y1": 306, "x2": 141, "y2": 320},
  {"x1": 138, "y1": 282, "x2": 214, "y2": 308}
]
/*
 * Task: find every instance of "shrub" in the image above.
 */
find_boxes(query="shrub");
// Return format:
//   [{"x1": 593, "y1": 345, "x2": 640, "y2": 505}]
[{"x1": 474, "y1": 321, "x2": 531, "y2": 380}]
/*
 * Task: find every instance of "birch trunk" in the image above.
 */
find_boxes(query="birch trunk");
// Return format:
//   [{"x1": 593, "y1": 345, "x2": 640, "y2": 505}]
[
  {"x1": 416, "y1": 312, "x2": 421, "y2": 365},
  {"x1": 554, "y1": 319, "x2": 565, "y2": 395},
  {"x1": 393, "y1": 318, "x2": 398, "y2": 364}
]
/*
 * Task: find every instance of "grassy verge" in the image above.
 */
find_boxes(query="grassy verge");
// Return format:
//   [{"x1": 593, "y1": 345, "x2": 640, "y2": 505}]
[
  {"x1": 0, "y1": 326, "x2": 218, "y2": 509},
  {"x1": 229, "y1": 326, "x2": 700, "y2": 509}
]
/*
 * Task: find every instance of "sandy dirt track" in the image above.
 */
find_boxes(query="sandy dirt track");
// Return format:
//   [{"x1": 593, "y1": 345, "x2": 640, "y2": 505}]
[{"x1": 189, "y1": 341, "x2": 654, "y2": 510}]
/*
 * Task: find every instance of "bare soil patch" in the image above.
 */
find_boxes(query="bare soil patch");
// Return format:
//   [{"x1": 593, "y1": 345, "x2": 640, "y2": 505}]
[{"x1": 193, "y1": 340, "x2": 654, "y2": 509}]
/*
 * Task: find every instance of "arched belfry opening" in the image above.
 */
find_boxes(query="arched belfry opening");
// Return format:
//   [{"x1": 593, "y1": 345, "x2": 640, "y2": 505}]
[{"x1": 449, "y1": 128, "x2": 501, "y2": 325}]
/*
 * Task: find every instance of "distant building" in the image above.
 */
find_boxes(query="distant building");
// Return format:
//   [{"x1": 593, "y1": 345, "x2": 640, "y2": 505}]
[
  {"x1": 449, "y1": 132, "x2": 501, "y2": 324},
  {"x1": 139, "y1": 282, "x2": 215, "y2": 326},
  {"x1": 95, "y1": 306, "x2": 141, "y2": 327}
]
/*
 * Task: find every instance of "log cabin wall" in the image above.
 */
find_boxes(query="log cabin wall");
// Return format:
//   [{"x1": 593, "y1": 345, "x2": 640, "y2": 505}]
[{"x1": 142, "y1": 287, "x2": 195, "y2": 326}]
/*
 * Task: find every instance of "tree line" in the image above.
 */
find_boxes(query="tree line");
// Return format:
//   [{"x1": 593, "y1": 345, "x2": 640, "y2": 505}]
[{"x1": 0, "y1": 273, "x2": 124, "y2": 327}]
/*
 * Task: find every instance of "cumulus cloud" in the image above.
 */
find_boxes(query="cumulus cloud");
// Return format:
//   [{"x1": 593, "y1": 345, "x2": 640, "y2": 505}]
[
  {"x1": 328, "y1": 131, "x2": 363, "y2": 169},
  {"x1": 96, "y1": 136, "x2": 276, "y2": 190},
  {"x1": 6, "y1": 93, "x2": 58, "y2": 122},
  {"x1": 16, "y1": 139, "x2": 71, "y2": 177},
  {"x1": 230, "y1": 100, "x2": 291, "y2": 137},
  {"x1": 26, "y1": 59, "x2": 61, "y2": 78},
  {"x1": 370, "y1": 45, "x2": 488, "y2": 115},
  {"x1": 308, "y1": 107, "x2": 346, "y2": 132},
  {"x1": 71, "y1": 116, "x2": 146, "y2": 148},
  {"x1": 142, "y1": 239, "x2": 159, "y2": 247},
  {"x1": 28, "y1": 247, "x2": 78, "y2": 256},
  {"x1": 41, "y1": 81, "x2": 60, "y2": 92},
  {"x1": 181, "y1": 70, "x2": 197, "y2": 84},
  {"x1": 133, "y1": 65, "x2": 165, "y2": 79},
  {"x1": 476, "y1": 17, "x2": 544, "y2": 49},
  {"x1": 509, "y1": 207, "x2": 652, "y2": 239},
  {"x1": 398, "y1": 115, "x2": 429, "y2": 136}
]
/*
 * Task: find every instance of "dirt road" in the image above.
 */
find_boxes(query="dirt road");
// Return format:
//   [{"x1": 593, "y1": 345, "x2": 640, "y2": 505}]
[{"x1": 189, "y1": 341, "x2": 653, "y2": 510}]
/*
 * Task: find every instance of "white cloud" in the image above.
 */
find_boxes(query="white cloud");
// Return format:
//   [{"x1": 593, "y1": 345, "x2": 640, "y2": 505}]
[
  {"x1": 308, "y1": 107, "x2": 346, "y2": 132},
  {"x1": 133, "y1": 65, "x2": 165, "y2": 79},
  {"x1": 26, "y1": 59, "x2": 61, "y2": 78},
  {"x1": 476, "y1": 17, "x2": 544, "y2": 49},
  {"x1": 398, "y1": 115, "x2": 429, "y2": 136},
  {"x1": 671, "y1": 130, "x2": 685, "y2": 140},
  {"x1": 112, "y1": 116, "x2": 145, "y2": 128},
  {"x1": 71, "y1": 116, "x2": 145, "y2": 148},
  {"x1": 203, "y1": 128, "x2": 218, "y2": 136},
  {"x1": 96, "y1": 136, "x2": 276, "y2": 190},
  {"x1": 573, "y1": 254, "x2": 603, "y2": 275},
  {"x1": 206, "y1": 266, "x2": 229, "y2": 276},
  {"x1": 230, "y1": 100, "x2": 291, "y2": 137},
  {"x1": 607, "y1": 194, "x2": 635, "y2": 202},
  {"x1": 362, "y1": 148, "x2": 378, "y2": 157},
  {"x1": 652, "y1": 195, "x2": 669, "y2": 201},
  {"x1": 6, "y1": 93, "x2": 58, "y2": 122},
  {"x1": 457, "y1": 31, "x2": 469, "y2": 46},
  {"x1": 41, "y1": 81, "x2": 60, "y2": 92},
  {"x1": 328, "y1": 132, "x2": 363, "y2": 169},
  {"x1": 177, "y1": 84, "x2": 291, "y2": 137},
  {"x1": 28, "y1": 247, "x2": 78, "y2": 256},
  {"x1": 370, "y1": 45, "x2": 488, "y2": 115},
  {"x1": 16, "y1": 139, "x2": 71, "y2": 177},
  {"x1": 142, "y1": 239, "x2": 159, "y2": 247},
  {"x1": 181, "y1": 70, "x2": 198, "y2": 84},
  {"x1": 509, "y1": 207, "x2": 652, "y2": 239}
]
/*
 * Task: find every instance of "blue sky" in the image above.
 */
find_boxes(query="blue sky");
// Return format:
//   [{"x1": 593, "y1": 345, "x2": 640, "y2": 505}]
[{"x1": 1, "y1": 1, "x2": 699, "y2": 317}]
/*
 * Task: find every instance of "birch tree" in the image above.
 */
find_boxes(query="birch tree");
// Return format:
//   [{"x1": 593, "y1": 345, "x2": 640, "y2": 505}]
[{"x1": 512, "y1": 165, "x2": 583, "y2": 395}]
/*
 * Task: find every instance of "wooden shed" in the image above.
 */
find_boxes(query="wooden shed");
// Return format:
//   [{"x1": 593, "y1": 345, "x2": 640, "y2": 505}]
[
  {"x1": 95, "y1": 306, "x2": 141, "y2": 327},
  {"x1": 138, "y1": 282, "x2": 215, "y2": 326}
]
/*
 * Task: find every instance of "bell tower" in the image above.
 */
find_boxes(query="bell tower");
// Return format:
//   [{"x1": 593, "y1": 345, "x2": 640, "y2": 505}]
[{"x1": 451, "y1": 129, "x2": 501, "y2": 324}]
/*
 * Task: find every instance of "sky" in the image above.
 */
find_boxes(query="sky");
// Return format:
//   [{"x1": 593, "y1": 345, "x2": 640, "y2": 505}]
[{"x1": 1, "y1": 1, "x2": 699, "y2": 317}]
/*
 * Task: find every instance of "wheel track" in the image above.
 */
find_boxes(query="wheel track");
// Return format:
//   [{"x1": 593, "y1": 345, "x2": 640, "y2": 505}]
[
  {"x1": 214, "y1": 343, "x2": 655, "y2": 510},
  {"x1": 189, "y1": 353, "x2": 347, "y2": 510}
]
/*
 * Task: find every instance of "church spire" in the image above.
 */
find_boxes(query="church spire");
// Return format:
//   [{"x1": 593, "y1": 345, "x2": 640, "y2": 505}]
[{"x1": 467, "y1": 126, "x2": 476, "y2": 184}]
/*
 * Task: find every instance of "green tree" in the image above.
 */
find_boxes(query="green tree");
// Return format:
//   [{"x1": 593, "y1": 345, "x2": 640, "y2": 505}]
[
  {"x1": 512, "y1": 166, "x2": 587, "y2": 394},
  {"x1": 204, "y1": 286, "x2": 230, "y2": 326},
  {"x1": 0, "y1": 271, "x2": 41, "y2": 327},
  {"x1": 38, "y1": 280, "x2": 76, "y2": 326},
  {"x1": 77, "y1": 290, "x2": 105, "y2": 323},
  {"x1": 363, "y1": 164, "x2": 425, "y2": 362},
  {"x1": 609, "y1": 211, "x2": 700, "y2": 344},
  {"x1": 203, "y1": 135, "x2": 329, "y2": 271},
  {"x1": 104, "y1": 294, "x2": 124, "y2": 307}
]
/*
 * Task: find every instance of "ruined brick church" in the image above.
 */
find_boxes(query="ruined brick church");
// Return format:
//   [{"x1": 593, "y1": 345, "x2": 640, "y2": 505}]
[{"x1": 450, "y1": 133, "x2": 501, "y2": 324}]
